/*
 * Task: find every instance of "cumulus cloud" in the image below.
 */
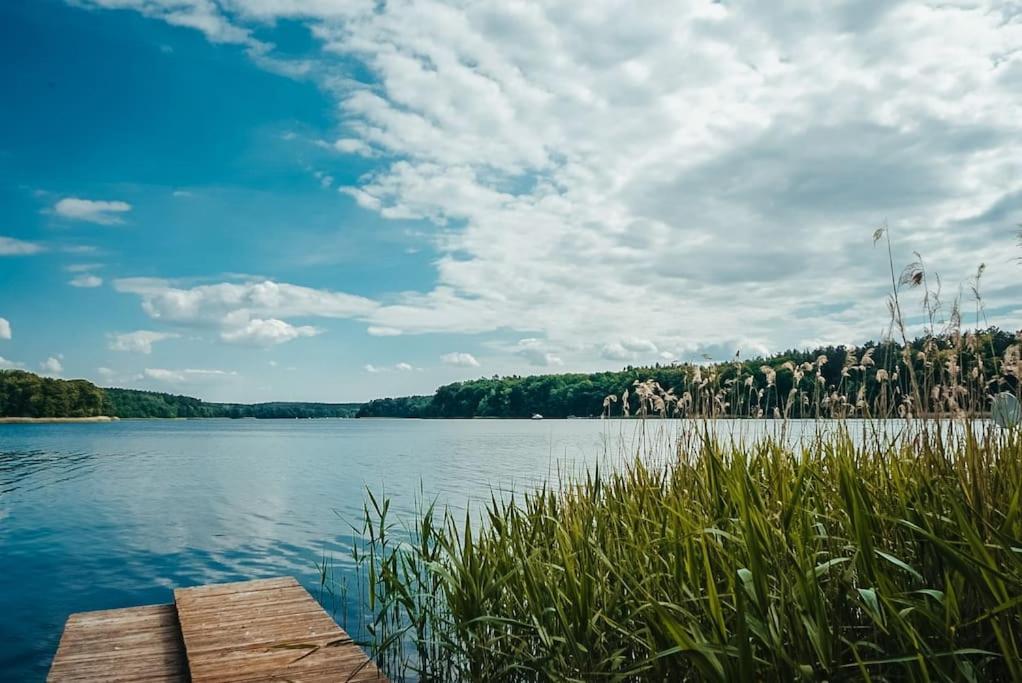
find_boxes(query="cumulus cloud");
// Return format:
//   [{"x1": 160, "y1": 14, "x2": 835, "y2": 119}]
[
  {"x1": 77, "y1": 0, "x2": 261, "y2": 47},
  {"x1": 115, "y1": 278, "x2": 375, "y2": 323},
  {"x1": 334, "y1": 138, "x2": 375, "y2": 156},
  {"x1": 114, "y1": 278, "x2": 373, "y2": 346},
  {"x1": 441, "y1": 352, "x2": 480, "y2": 368},
  {"x1": 53, "y1": 198, "x2": 132, "y2": 225},
  {"x1": 144, "y1": 367, "x2": 236, "y2": 383},
  {"x1": 0, "y1": 317, "x2": 10, "y2": 340},
  {"x1": 366, "y1": 361, "x2": 417, "y2": 373},
  {"x1": 69, "y1": 274, "x2": 103, "y2": 288},
  {"x1": 88, "y1": 1, "x2": 1022, "y2": 363},
  {"x1": 601, "y1": 338, "x2": 661, "y2": 363},
  {"x1": 108, "y1": 330, "x2": 179, "y2": 354},
  {"x1": 512, "y1": 338, "x2": 564, "y2": 367},
  {"x1": 0, "y1": 356, "x2": 24, "y2": 370},
  {"x1": 40, "y1": 356, "x2": 63, "y2": 375},
  {"x1": 220, "y1": 317, "x2": 320, "y2": 346},
  {"x1": 367, "y1": 326, "x2": 402, "y2": 336},
  {"x1": 0, "y1": 236, "x2": 44, "y2": 255}
]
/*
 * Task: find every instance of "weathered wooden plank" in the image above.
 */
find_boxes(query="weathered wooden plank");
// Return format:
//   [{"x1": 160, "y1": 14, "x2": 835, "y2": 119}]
[
  {"x1": 47, "y1": 604, "x2": 188, "y2": 683},
  {"x1": 174, "y1": 576, "x2": 387, "y2": 682},
  {"x1": 172, "y1": 576, "x2": 297, "y2": 600}
]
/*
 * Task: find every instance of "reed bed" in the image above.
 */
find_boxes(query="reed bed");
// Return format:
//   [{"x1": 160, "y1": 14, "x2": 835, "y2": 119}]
[
  {"x1": 331, "y1": 421, "x2": 1022, "y2": 681},
  {"x1": 326, "y1": 230, "x2": 1022, "y2": 680}
]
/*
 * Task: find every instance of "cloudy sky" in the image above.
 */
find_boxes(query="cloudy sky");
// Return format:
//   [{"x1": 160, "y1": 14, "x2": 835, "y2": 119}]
[{"x1": 2, "y1": 0, "x2": 1021, "y2": 402}]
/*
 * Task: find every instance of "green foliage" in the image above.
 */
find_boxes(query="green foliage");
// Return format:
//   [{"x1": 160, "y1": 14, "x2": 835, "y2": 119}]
[
  {"x1": 0, "y1": 371, "x2": 360, "y2": 418},
  {"x1": 102, "y1": 388, "x2": 361, "y2": 418},
  {"x1": 0, "y1": 370, "x2": 106, "y2": 417},
  {"x1": 357, "y1": 328, "x2": 1019, "y2": 419},
  {"x1": 357, "y1": 395, "x2": 435, "y2": 418},
  {"x1": 345, "y1": 423, "x2": 1022, "y2": 681}
]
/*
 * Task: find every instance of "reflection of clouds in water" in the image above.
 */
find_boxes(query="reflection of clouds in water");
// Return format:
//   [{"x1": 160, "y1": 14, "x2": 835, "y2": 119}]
[{"x1": 1, "y1": 418, "x2": 942, "y2": 679}]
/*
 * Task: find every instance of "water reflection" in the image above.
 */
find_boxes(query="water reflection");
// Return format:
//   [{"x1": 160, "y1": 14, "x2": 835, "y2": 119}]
[{"x1": 0, "y1": 417, "x2": 976, "y2": 680}]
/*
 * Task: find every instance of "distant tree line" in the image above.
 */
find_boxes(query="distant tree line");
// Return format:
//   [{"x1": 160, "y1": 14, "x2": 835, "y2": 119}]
[
  {"x1": 0, "y1": 371, "x2": 361, "y2": 419},
  {"x1": 0, "y1": 370, "x2": 106, "y2": 417},
  {"x1": 355, "y1": 395, "x2": 434, "y2": 418},
  {"x1": 358, "y1": 327, "x2": 1020, "y2": 419},
  {"x1": 5, "y1": 327, "x2": 1019, "y2": 420},
  {"x1": 102, "y1": 388, "x2": 362, "y2": 419}
]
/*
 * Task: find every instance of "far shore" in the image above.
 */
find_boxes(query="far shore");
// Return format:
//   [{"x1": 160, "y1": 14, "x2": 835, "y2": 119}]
[{"x1": 0, "y1": 416, "x2": 119, "y2": 424}]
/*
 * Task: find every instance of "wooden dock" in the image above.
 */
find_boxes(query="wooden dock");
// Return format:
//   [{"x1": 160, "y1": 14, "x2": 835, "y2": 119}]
[{"x1": 48, "y1": 577, "x2": 387, "y2": 682}]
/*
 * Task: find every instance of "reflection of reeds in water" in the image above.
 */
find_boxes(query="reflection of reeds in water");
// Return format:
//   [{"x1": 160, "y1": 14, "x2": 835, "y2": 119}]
[{"x1": 325, "y1": 228, "x2": 1022, "y2": 681}]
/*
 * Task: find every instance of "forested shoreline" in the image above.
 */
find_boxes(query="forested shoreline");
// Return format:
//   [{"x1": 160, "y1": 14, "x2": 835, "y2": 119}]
[
  {"x1": 3, "y1": 327, "x2": 1018, "y2": 420},
  {"x1": 0, "y1": 371, "x2": 360, "y2": 419},
  {"x1": 359, "y1": 327, "x2": 1020, "y2": 419}
]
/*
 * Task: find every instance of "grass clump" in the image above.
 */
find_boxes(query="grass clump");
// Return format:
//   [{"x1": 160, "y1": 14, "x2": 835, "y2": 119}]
[
  {"x1": 325, "y1": 228, "x2": 1022, "y2": 680},
  {"x1": 339, "y1": 422, "x2": 1022, "y2": 681}
]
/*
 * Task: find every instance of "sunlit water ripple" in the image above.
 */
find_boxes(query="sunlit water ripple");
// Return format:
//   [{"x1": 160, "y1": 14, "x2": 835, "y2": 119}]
[{"x1": 0, "y1": 417, "x2": 922, "y2": 680}]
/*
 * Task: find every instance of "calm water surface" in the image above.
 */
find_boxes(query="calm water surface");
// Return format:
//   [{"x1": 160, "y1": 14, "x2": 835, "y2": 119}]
[
  {"x1": 1, "y1": 418, "x2": 648, "y2": 680},
  {"x1": 0, "y1": 417, "x2": 900, "y2": 680}
]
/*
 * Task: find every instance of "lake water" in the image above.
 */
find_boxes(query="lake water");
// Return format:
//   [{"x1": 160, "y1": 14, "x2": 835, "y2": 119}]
[
  {"x1": 0, "y1": 417, "x2": 929, "y2": 680},
  {"x1": 1, "y1": 418, "x2": 660, "y2": 680}
]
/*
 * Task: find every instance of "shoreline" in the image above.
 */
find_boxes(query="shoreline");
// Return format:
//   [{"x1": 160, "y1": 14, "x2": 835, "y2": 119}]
[{"x1": 0, "y1": 416, "x2": 119, "y2": 424}]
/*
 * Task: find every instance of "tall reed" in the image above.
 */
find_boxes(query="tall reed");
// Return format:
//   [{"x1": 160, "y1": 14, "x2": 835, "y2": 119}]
[
  {"x1": 326, "y1": 229, "x2": 1022, "y2": 680},
  {"x1": 333, "y1": 422, "x2": 1022, "y2": 681}
]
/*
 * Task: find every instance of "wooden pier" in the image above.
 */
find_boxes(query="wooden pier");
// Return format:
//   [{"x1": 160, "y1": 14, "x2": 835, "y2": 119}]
[{"x1": 48, "y1": 577, "x2": 387, "y2": 682}]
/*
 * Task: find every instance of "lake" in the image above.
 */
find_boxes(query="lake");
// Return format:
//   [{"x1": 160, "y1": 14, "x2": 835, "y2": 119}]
[
  {"x1": 1, "y1": 418, "x2": 664, "y2": 680},
  {"x1": 0, "y1": 417, "x2": 914, "y2": 680}
]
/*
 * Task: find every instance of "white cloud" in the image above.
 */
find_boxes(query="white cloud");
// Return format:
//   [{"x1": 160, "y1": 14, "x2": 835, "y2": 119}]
[
  {"x1": 441, "y1": 352, "x2": 480, "y2": 367},
  {"x1": 0, "y1": 317, "x2": 10, "y2": 340},
  {"x1": 601, "y1": 338, "x2": 660, "y2": 363},
  {"x1": 0, "y1": 236, "x2": 44, "y2": 255},
  {"x1": 108, "y1": 330, "x2": 179, "y2": 354},
  {"x1": 115, "y1": 278, "x2": 376, "y2": 323},
  {"x1": 220, "y1": 318, "x2": 320, "y2": 346},
  {"x1": 40, "y1": 356, "x2": 63, "y2": 375},
  {"x1": 513, "y1": 338, "x2": 564, "y2": 367},
  {"x1": 366, "y1": 361, "x2": 417, "y2": 373},
  {"x1": 86, "y1": 1, "x2": 1022, "y2": 364},
  {"x1": 53, "y1": 198, "x2": 132, "y2": 225},
  {"x1": 144, "y1": 367, "x2": 236, "y2": 383},
  {"x1": 114, "y1": 278, "x2": 373, "y2": 346},
  {"x1": 0, "y1": 356, "x2": 23, "y2": 369},
  {"x1": 144, "y1": 368, "x2": 185, "y2": 383},
  {"x1": 334, "y1": 138, "x2": 375, "y2": 156},
  {"x1": 600, "y1": 343, "x2": 632, "y2": 362},
  {"x1": 69, "y1": 274, "x2": 103, "y2": 288},
  {"x1": 367, "y1": 326, "x2": 402, "y2": 336},
  {"x1": 77, "y1": 0, "x2": 262, "y2": 47},
  {"x1": 313, "y1": 171, "x2": 334, "y2": 188}
]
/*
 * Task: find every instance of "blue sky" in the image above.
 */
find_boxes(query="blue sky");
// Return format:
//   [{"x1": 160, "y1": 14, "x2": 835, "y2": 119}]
[{"x1": 2, "y1": 1, "x2": 1021, "y2": 402}]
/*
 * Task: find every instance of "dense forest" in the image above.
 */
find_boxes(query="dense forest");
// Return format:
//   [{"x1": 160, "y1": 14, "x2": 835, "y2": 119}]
[
  {"x1": 103, "y1": 388, "x2": 362, "y2": 419},
  {"x1": 354, "y1": 395, "x2": 434, "y2": 418},
  {"x1": 0, "y1": 370, "x2": 107, "y2": 418},
  {"x1": 0, "y1": 371, "x2": 360, "y2": 419},
  {"x1": 4, "y1": 327, "x2": 1020, "y2": 420},
  {"x1": 359, "y1": 327, "x2": 1021, "y2": 419}
]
